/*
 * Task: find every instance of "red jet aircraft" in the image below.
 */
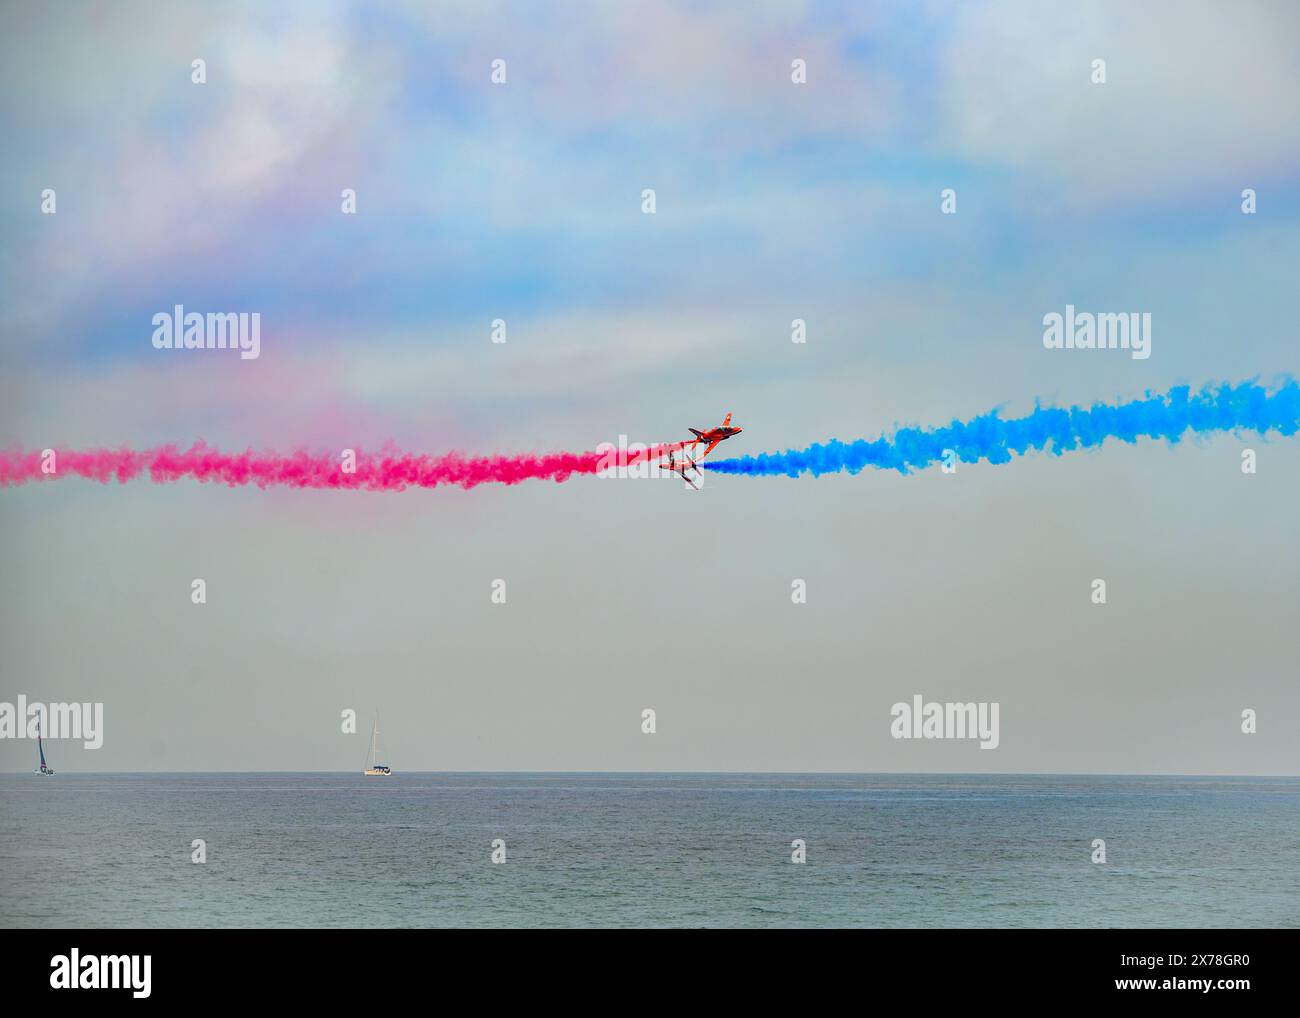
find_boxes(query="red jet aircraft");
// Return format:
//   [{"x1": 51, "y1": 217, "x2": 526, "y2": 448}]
[
  {"x1": 661, "y1": 449, "x2": 702, "y2": 489},
  {"x1": 686, "y1": 413, "x2": 742, "y2": 460}
]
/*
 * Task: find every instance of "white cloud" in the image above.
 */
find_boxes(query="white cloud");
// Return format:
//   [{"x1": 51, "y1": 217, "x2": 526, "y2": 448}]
[{"x1": 935, "y1": 0, "x2": 1300, "y2": 200}]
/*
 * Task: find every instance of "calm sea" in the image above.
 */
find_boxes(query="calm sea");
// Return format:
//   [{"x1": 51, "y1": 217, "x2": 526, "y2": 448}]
[{"x1": 1, "y1": 772, "x2": 1296, "y2": 928}]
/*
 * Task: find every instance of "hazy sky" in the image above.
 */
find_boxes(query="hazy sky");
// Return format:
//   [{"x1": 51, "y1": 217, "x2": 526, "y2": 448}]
[{"x1": 1, "y1": 1, "x2": 1297, "y2": 773}]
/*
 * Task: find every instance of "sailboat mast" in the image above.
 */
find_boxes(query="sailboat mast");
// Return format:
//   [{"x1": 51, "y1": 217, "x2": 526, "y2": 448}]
[{"x1": 362, "y1": 714, "x2": 390, "y2": 775}]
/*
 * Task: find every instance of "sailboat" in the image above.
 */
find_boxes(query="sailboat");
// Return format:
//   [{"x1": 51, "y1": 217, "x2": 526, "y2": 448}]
[
  {"x1": 363, "y1": 716, "x2": 392, "y2": 776},
  {"x1": 35, "y1": 720, "x2": 55, "y2": 776}
]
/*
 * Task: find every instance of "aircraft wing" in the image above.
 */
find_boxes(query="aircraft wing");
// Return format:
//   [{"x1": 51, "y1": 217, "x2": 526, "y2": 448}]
[{"x1": 696, "y1": 438, "x2": 723, "y2": 460}]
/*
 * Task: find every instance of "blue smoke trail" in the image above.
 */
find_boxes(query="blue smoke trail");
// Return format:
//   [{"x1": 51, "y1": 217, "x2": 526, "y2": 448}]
[{"x1": 704, "y1": 379, "x2": 1300, "y2": 477}]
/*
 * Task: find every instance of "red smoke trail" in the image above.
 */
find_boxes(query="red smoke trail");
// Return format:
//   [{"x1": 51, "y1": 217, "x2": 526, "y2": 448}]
[{"x1": 0, "y1": 441, "x2": 688, "y2": 492}]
